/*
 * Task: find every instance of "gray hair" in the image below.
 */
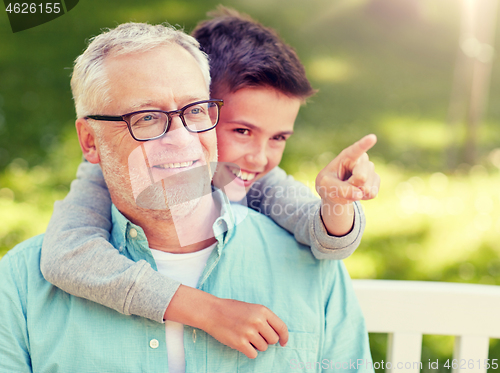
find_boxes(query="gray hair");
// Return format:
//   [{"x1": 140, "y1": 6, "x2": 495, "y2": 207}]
[{"x1": 71, "y1": 22, "x2": 211, "y2": 118}]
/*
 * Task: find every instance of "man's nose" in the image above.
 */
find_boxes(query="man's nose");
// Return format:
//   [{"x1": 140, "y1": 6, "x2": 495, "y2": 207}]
[{"x1": 159, "y1": 115, "x2": 193, "y2": 148}]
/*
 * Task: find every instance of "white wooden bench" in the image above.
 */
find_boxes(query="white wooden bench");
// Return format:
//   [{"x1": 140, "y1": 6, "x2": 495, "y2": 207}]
[{"x1": 352, "y1": 280, "x2": 500, "y2": 373}]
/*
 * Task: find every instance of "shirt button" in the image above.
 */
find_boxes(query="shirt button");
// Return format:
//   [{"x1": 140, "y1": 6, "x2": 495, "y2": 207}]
[
  {"x1": 129, "y1": 228, "x2": 138, "y2": 238},
  {"x1": 149, "y1": 339, "x2": 159, "y2": 349}
]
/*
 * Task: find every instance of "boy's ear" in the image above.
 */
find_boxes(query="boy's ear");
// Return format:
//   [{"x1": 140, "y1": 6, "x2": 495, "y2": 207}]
[{"x1": 76, "y1": 118, "x2": 100, "y2": 164}]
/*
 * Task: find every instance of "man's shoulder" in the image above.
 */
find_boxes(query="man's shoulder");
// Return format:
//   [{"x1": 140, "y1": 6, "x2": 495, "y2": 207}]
[
  {"x1": 232, "y1": 202, "x2": 296, "y2": 236},
  {"x1": 0, "y1": 234, "x2": 44, "y2": 272},
  {"x1": 3, "y1": 234, "x2": 44, "y2": 257},
  {"x1": 0, "y1": 235, "x2": 45, "y2": 302},
  {"x1": 230, "y1": 203, "x2": 313, "y2": 254},
  {"x1": 229, "y1": 203, "x2": 345, "y2": 274},
  {"x1": 225, "y1": 203, "x2": 347, "y2": 294}
]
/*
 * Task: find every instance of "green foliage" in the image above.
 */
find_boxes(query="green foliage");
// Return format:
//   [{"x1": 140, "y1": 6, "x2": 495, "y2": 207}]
[{"x1": 0, "y1": 127, "x2": 80, "y2": 257}]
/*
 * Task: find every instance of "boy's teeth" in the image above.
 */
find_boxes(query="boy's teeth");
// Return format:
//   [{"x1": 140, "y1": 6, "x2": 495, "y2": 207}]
[
  {"x1": 155, "y1": 161, "x2": 194, "y2": 169},
  {"x1": 229, "y1": 168, "x2": 256, "y2": 181},
  {"x1": 230, "y1": 168, "x2": 241, "y2": 177}
]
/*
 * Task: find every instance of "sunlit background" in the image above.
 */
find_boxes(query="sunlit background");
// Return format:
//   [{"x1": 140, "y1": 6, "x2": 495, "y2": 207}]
[{"x1": 1, "y1": 0, "x2": 500, "y2": 369}]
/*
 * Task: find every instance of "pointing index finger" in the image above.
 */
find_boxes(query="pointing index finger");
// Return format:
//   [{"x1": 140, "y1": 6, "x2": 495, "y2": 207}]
[{"x1": 341, "y1": 134, "x2": 377, "y2": 162}]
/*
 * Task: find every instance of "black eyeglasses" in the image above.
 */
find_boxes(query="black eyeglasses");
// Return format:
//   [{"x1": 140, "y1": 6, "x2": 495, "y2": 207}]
[{"x1": 85, "y1": 99, "x2": 224, "y2": 142}]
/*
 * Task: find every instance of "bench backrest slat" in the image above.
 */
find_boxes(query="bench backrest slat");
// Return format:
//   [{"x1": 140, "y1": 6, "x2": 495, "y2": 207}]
[{"x1": 352, "y1": 280, "x2": 500, "y2": 372}]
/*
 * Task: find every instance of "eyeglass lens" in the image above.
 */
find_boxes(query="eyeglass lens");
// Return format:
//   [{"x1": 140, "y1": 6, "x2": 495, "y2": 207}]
[{"x1": 129, "y1": 101, "x2": 219, "y2": 140}]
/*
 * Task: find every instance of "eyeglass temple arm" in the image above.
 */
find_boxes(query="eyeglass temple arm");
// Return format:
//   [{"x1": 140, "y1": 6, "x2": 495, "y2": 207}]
[{"x1": 86, "y1": 115, "x2": 124, "y2": 122}]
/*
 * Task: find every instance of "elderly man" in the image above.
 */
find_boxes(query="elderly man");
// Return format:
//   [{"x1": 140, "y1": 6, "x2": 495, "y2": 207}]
[{"x1": 0, "y1": 23, "x2": 373, "y2": 372}]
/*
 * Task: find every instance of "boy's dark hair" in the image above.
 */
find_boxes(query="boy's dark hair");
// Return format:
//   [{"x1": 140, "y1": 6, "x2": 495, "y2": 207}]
[{"x1": 192, "y1": 6, "x2": 317, "y2": 101}]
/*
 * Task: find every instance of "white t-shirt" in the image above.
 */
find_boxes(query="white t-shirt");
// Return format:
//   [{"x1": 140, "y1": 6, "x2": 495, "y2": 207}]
[{"x1": 150, "y1": 243, "x2": 217, "y2": 373}]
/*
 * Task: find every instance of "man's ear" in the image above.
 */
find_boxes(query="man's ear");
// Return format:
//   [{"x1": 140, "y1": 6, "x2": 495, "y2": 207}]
[{"x1": 76, "y1": 118, "x2": 100, "y2": 164}]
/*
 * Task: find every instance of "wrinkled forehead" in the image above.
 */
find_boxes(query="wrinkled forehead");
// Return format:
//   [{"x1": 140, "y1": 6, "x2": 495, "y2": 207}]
[
  {"x1": 103, "y1": 43, "x2": 198, "y2": 79},
  {"x1": 101, "y1": 45, "x2": 209, "y2": 114},
  {"x1": 104, "y1": 43, "x2": 209, "y2": 90}
]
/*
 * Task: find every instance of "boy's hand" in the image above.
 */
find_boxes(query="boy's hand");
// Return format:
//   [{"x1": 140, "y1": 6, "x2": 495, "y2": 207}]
[
  {"x1": 164, "y1": 285, "x2": 288, "y2": 359},
  {"x1": 315, "y1": 134, "x2": 380, "y2": 236},
  {"x1": 202, "y1": 298, "x2": 288, "y2": 359},
  {"x1": 316, "y1": 134, "x2": 379, "y2": 205}
]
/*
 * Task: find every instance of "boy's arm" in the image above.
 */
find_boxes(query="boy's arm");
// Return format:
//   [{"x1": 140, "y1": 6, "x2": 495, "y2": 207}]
[
  {"x1": 40, "y1": 161, "x2": 178, "y2": 323},
  {"x1": 246, "y1": 167, "x2": 365, "y2": 260},
  {"x1": 41, "y1": 161, "x2": 288, "y2": 357},
  {"x1": 246, "y1": 135, "x2": 379, "y2": 260}
]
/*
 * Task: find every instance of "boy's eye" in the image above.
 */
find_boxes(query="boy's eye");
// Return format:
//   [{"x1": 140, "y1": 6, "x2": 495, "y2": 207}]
[
  {"x1": 234, "y1": 128, "x2": 250, "y2": 135},
  {"x1": 272, "y1": 135, "x2": 287, "y2": 141}
]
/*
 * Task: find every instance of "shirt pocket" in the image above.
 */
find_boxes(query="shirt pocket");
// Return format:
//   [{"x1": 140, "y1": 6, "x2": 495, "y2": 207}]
[{"x1": 237, "y1": 331, "x2": 320, "y2": 373}]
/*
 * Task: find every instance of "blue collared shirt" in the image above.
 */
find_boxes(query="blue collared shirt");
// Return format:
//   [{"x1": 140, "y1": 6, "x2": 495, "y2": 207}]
[{"x1": 0, "y1": 192, "x2": 373, "y2": 373}]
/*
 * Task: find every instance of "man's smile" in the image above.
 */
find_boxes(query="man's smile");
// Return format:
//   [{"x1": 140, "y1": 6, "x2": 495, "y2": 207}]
[{"x1": 153, "y1": 160, "x2": 198, "y2": 170}]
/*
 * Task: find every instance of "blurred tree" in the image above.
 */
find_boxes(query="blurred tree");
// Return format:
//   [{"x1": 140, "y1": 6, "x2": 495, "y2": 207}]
[{"x1": 447, "y1": 0, "x2": 498, "y2": 167}]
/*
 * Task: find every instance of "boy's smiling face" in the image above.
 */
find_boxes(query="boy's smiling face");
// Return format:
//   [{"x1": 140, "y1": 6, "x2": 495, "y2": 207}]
[{"x1": 212, "y1": 86, "x2": 301, "y2": 200}]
